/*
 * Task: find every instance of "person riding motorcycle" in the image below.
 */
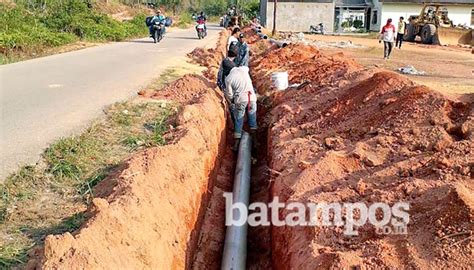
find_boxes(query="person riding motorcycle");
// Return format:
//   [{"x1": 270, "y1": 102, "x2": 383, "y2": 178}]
[
  {"x1": 149, "y1": 10, "x2": 166, "y2": 37},
  {"x1": 195, "y1": 11, "x2": 207, "y2": 33}
]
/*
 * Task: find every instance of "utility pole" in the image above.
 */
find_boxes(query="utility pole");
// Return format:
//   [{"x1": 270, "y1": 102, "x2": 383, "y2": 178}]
[{"x1": 272, "y1": 0, "x2": 277, "y2": 36}]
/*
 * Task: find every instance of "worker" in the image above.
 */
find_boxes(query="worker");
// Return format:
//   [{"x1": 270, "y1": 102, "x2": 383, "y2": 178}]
[
  {"x1": 234, "y1": 33, "x2": 250, "y2": 67},
  {"x1": 217, "y1": 47, "x2": 238, "y2": 125},
  {"x1": 379, "y1": 18, "x2": 396, "y2": 60},
  {"x1": 227, "y1": 27, "x2": 240, "y2": 53},
  {"x1": 217, "y1": 46, "x2": 237, "y2": 91},
  {"x1": 224, "y1": 66, "x2": 257, "y2": 150},
  {"x1": 396, "y1": 17, "x2": 406, "y2": 49}
]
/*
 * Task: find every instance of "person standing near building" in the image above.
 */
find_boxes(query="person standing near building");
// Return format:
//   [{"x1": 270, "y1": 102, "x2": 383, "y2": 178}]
[
  {"x1": 396, "y1": 17, "x2": 406, "y2": 49},
  {"x1": 224, "y1": 66, "x2": 257, "y2": 150},
  {"x1": 234, "y1": 33, "x2": 250, "y2": 67},
  {"x1": 379, "y1": 18, "x2": 396, "y2": 59}
]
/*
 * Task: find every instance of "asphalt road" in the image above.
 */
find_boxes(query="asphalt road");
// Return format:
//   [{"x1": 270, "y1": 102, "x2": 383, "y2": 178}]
[{"x1": 0, "y1": 24, "x2": 221, "y2": 181}]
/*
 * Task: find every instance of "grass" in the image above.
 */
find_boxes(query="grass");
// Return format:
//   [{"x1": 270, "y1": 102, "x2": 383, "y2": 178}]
[
  {"x1": 0, "y1": 100, "x2": 175, "y2": 268},
  {"x1": 146, "y1": 63, "x2": 206, "y2": 91},
  {"x1": 0, "y1": 1, "x2": 149, "y2": 64},
  {"x1": 175, "y1": 11, "x2": 194, "y2": 29}
]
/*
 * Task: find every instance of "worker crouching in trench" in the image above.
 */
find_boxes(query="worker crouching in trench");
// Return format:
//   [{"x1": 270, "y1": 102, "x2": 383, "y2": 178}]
[{"x1": 224, "y1": 65, "x2": 258, "y2": 151}]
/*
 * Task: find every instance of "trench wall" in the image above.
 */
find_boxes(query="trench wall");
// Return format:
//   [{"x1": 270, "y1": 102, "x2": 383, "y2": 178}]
[{"x1": 32, "y1": 89, "x2": 227, "y2": 269}]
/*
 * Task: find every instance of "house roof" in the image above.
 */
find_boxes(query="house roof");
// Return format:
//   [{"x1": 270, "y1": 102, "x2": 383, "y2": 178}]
[
  {"x1": 380, "y1": 0, "x2": 474, "y2": 4},
  {"x1": 335, "y1": 0, "x2": 369, "y2": 6}
]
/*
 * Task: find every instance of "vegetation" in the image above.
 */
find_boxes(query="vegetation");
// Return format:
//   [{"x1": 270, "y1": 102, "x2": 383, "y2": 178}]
[
  {"x1": 0, "y1": 99, "x2": 174, "y2": 268},
  {"x1": 0, "y1": 0, "x2": 148, "y2": 63}
]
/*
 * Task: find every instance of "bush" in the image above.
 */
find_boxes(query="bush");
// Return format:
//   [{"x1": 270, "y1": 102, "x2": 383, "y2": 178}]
[
  {"x1": 0, "y1": 5, "x2": 77, "y2": 54},
  {"x1": 175, "y1": 11, "x2": 193, "y2": 28},
  {"x1": 353, "y1": 20, "x2": 363, "y2": 29},
  {"x1": 240, "y1": 0, "x2": 260, "y2": 19},
  {"x1": 0, "y1": 1, "x2": 148, "y2": 60},
  {"x1": 341, "y1": 21, "x2": 352, "y2": 28}
]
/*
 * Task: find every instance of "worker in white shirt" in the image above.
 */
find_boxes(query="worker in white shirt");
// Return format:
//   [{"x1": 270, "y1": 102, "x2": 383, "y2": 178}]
[{"x1": 224, "y1": 66, "x2": 257, "y2": 150}]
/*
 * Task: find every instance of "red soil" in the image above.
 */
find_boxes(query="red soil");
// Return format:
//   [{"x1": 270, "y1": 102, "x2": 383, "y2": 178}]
[
  {"x1": 188, "y1": 31, "x2": 229, "y2": 81},
  {"x1": 28, "y1": 31, "x2": 232, "y2": 270},
  {"x1": 141, "y1": 73, "x2": 216, "y2": 105},
  {"x1": 250, "y1": 39, "x2": 473, "y2": 269}
]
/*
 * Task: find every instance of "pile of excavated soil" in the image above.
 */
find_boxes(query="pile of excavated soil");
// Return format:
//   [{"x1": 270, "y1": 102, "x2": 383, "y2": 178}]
[
  {"x1": 28, "y1": 34, "x2": 232, "y2": 269},
  {"x1": 139, "y1": 73, "x2": 216, "y2": 105},
  {"x1": 250, "y1": 39, "x2": 473, "y2": 268},
  {"x1": 29, "y1": 84, "x2": 227, "y2": 269},
  {"x1": 251, "y1": 43, "x2": 362, "y2": 94},
  {"x1": 188, "y1": 31, "x2": 229, "y2": 80}
]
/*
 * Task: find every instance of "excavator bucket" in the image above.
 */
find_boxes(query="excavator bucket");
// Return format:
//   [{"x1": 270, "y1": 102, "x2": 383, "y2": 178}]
[{"x1": 436, "y1": 27, "x2": 473, "y2": 46}]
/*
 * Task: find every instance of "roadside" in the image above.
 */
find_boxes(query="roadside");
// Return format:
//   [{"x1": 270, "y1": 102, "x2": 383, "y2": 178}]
[
  {"x1": 0, "y1": 24, "x2": 220, "y2": 181},
  {"x1": 0, "y1": 43, "x2": 211, "y2": 268},
  {"x1": 0, "y1": 1, "x2": 198, "y2": 65},
  {"x1": 303, "y1": 34, "x2": 474, "y2": 97}
]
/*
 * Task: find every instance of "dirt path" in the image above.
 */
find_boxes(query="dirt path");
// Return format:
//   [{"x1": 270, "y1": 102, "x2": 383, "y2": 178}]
[{"x1": 304, "y1": 34, "x2": 474, "y2": 98}]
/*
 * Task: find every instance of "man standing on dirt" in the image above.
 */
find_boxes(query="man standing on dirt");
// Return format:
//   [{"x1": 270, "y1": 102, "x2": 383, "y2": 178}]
[
  {"x1": 234, "y1": 33, "x2": 250, "y2": 67},
  {"x1": 224, "y1": 66, "x2": 257, "y2": 150},
  {"x1": 396, "y1": 17, "x2": 406, "y2": 49},
  {"x1": 379, "y1": 18, "x2": 396, "y2": 59}
]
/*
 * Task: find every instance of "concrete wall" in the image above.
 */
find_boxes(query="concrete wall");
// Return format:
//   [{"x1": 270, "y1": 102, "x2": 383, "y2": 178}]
[
  {"x1": 266, "y1": 2, "x2": 336, "y2": 32},
  {"x1": 369, "y1": 0, "x2": 383, "y2": 31},
  {"x1": 381, "y1": 3, "x2": 474, "y2": 30}
]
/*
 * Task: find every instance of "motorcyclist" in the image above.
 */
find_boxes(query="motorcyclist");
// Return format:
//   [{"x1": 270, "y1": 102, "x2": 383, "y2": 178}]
[
  {"x1": 149, "y1": 10, "x2": 166, "y2": 37},
  {"x1": 195, "y1": 11, "x2": 207, "y2": 33}
]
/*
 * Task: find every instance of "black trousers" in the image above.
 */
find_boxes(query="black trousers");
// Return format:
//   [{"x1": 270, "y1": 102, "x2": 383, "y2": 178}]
[
  {"x1": 384, "y1": 41, "x2": 393, "y2": 58},
  {"x1": 395, "y1": 33, "x2": 404, "y2": 48}
]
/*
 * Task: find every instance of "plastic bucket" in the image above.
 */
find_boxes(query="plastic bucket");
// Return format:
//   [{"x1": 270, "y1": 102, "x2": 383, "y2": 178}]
[{"x1": 271, "y1": 71, "x2": 288, "y2": 90}]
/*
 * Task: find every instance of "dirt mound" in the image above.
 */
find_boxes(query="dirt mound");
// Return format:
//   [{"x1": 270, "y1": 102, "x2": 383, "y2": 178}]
[
  {"x1": 188, "y1": 31, "x2": 229, "y2": 80},
  {"x1": 139, "y1": 74, "x2": 215, "y2": 105},
  {"x1": 250, "y1": 34, "x2": 474, "y2": 269},
  {"x1": 30, "y1": 86, "x2": 227, "y2": 269},
  {"x1": 250, "y1": 43, "x2": 362, "y2": 94}
]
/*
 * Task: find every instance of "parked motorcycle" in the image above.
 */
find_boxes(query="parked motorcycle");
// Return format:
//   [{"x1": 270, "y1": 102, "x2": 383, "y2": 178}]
[
  {"x1": 196, "y1": 19, "x2": 207, "y2": 39},
  {"x1": 310, "y1": 23, "x2": 325, "y2": 35}
]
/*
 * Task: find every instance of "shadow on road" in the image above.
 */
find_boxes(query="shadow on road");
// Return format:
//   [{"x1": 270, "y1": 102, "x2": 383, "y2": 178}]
[
  {"x1": 167, "y1": 36, "x2": 199, "y2": 40},
  {"x1": 126, "y1": 39, "x2": 155, "y2": 44}
]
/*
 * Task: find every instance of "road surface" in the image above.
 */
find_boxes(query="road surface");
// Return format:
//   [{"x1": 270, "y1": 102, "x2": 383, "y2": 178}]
[{"x1": 0, "y1": 25, "x2": 221, "y2": 181}]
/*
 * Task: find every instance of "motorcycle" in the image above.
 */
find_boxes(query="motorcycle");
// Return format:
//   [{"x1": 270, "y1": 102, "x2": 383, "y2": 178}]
[
  {"x1": 310, "y1": 23, "x2": 325, "y2": 35},
  {"x1": 152, "y1": 21, "x2": 164, "y2": 43},
  {"x1": 196, "y1": 19, "x2": 207, "y2": 39}
]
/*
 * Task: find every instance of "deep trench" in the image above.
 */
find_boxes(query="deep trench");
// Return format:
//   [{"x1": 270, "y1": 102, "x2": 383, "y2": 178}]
[{"x1": 189, "y1": 97, "x2": 274, "y2": 269}]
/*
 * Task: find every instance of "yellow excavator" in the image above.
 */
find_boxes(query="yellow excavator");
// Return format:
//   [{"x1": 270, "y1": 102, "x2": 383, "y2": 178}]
[{"x1": 404, "y1": 4, "x2": 473, "y2": 46}]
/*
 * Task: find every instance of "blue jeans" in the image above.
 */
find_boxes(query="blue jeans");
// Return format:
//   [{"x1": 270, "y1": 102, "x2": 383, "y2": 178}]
[{"x1": 233, "y1": 101, "x2": 257, "y2": 139}]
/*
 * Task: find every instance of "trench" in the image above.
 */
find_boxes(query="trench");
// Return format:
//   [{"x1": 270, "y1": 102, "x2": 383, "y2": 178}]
[{"x1": 190, "y1": 97, "x2": 274, "y2": 269}]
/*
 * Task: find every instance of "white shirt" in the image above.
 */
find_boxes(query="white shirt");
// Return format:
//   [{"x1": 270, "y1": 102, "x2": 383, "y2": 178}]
[
  {"x1": 224, "y1": 66, "x2": 257, "y2": 104},
  {"x1": 227, "y1": 36, "x2": 238, "y2": 51},
  {"x1": 381, "y1": 24, "x2": 396, "y2": 42}
]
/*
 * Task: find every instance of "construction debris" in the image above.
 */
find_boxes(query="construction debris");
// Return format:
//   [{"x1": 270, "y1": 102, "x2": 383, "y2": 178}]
[{"x1": 398, "y1": 65, "x2": 426, "y2": 76}]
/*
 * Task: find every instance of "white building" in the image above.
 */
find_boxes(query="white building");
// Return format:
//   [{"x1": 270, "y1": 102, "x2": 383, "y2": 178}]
[{"x1": 259, "y1": 0, "x2": 474, "y2": 33}]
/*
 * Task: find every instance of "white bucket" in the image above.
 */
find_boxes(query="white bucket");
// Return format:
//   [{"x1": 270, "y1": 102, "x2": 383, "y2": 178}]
[{"x1": 271, "y1": 71, "x2": 288, "y2": 91}]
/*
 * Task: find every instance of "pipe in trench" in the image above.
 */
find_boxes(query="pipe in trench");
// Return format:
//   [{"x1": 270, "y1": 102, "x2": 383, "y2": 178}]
[{"x1": 221, "y1": 132, "x2": 252, "y2": 270}]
